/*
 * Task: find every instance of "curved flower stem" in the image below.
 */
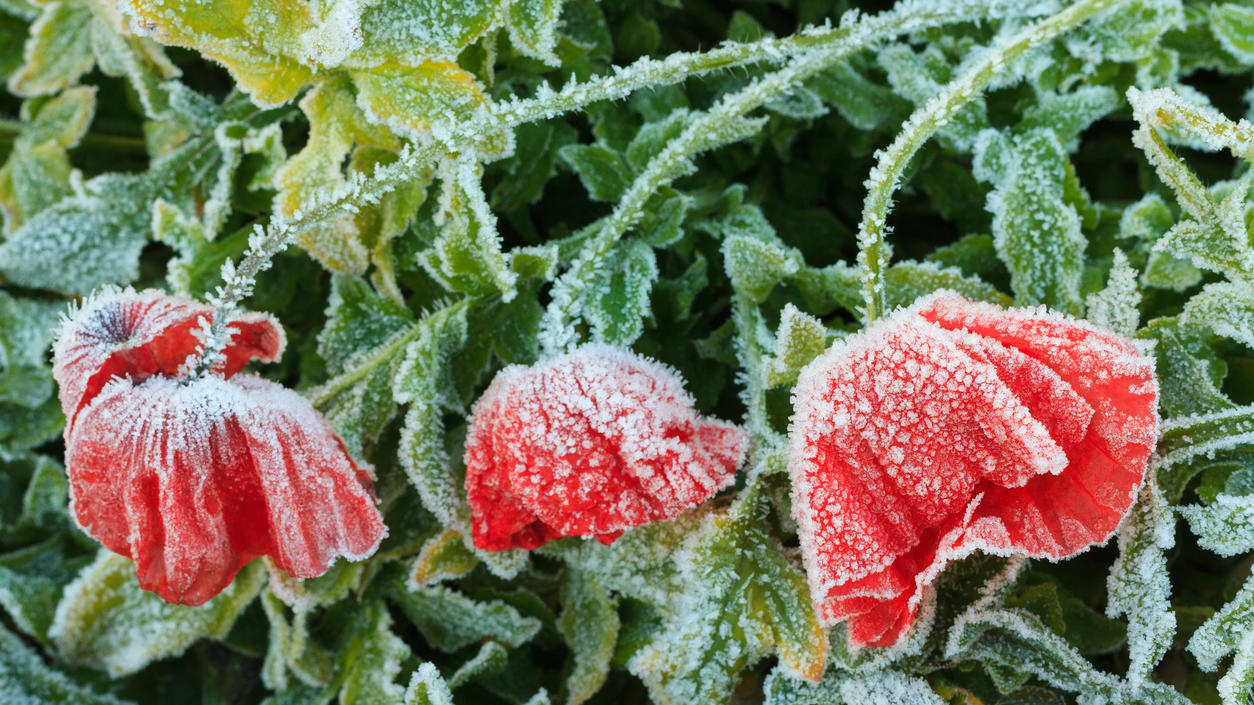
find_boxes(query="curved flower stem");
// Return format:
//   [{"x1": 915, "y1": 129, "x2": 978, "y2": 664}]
[{"x1": 856, "y1": 0, "x2": 1119, "y2": 323}]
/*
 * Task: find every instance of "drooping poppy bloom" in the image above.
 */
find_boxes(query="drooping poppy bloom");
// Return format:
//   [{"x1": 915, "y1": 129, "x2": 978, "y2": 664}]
[
  {"x1": 53, "y1": 288, "x2": 386, "y2": 605},
  {"x1": 788, "y1": 291, "x2": 1157, "y2": 648},
  {"x1": 464, "y1": 345, "x2": 749, "y2": 551}
]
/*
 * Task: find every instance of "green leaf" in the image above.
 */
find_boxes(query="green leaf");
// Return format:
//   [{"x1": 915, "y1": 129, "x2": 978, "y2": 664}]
[
  {"x1": 809, "y1": 60, "x2": 908, "y2": 131},
  {"x1": 628, "y1": 496, "x2": 826, "y2": 705},
  {"x1": 51, "y1": 552, "x2": 265, "y2": 677},
  {"x1": 1019, "y1": 86, "x2": 1119, "y2": 151},
  {"x1": 763, "y1": 303, "x2": 828, "y2": 389},
  {"x1": 357, "y1": 0, "x2": 505, "y2": 65},
  {"x1": 985, "y1": 129, "x2": 1087, "y2": 313},
  {"x1": 558, "y1": 569, "x2": 619, "y2": 705},
  {"x1": 389, "y1": 583, "x2": 541, "y2": 653},
  {"x1": 559, "y1": 143, "x2": 633, "y2": 202},
  {"x1": 1106, "y1": 479, "x2": 1175, "y2": 684},
  {"x1": 1179, "y1": 494, "x2": 1254, "y2": 557},
  {"x1": 339, "y1": 601, "x2": 411, "y2": 705},
  {"x1": 1209, "y1": 3, "x2": 1254, "y2": 64},
  {"x1": 1085, "y1": 249, "x2": 1141, "y2": 336},
  {"x1": 409, "y1": 528, "x2": 479, "y2": 588},
  {"x1": 403, "y1": 663, "x2": 456, "y2": 705},
  {"x1": 1182, "y1": 282, "x2": 1254, "y2": 351},
  {"x1": 7, "y1": 2, "x2": 94, "y2": 97},
  {"x1": 0, "y1": 86, "x2": 94, "y2": 232},
  {"x1": 0, "y1": 117, "x2": 245, "y2": 294},
  {"x1": 505, "y1": 0, "x2": 564, "y2": 63},
  {"x1": 1189, "y1": 573, "x2": 1254, "y2": 695},
  {"x1": 0, "y1": 621, "x2": 134, "y2": 705},
  {"x1": 0, "y1": 536, "x2": 89, "y2": 643},
  {"x1": 723, "y1": 234, "x2": 802, "y2": 303},
  {"x1": 448, "y1": 640, "x2": 509, "y2": 689},
  {"x1": 579, "y1": 238, "x2": 657, "y2": 346},
  {"x1": 884, "y1": 260, "x2": 1012, "y2": 311},
  {"x1": 418, "y1": 161, "x2": 518, "y2": 299},
  {"x1": 1158, "y1": 405, "x2": 1254, "y2": 473}
]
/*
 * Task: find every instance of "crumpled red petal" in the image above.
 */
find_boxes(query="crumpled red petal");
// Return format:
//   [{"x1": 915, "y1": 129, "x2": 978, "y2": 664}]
[
  {"x1": 65, "y1": 374, "x2": 386, "y2": 606},
  {"x1": 788, "y1": 291, "x2": 1157, "y2": 648},
  {"x1": 52, "y1": 288, "x2": 284, "y2": 427},
  {"x1": 465, "y1": 344, "x2": 749, "y2": 551}
]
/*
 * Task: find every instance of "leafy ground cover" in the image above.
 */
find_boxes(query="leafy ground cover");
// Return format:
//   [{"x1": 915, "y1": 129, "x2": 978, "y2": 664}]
[{"x1": 1, "y1": 0, "x2": 1254, "y2": 703}]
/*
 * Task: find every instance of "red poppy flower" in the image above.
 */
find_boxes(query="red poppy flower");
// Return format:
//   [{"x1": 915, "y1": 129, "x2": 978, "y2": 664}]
[
  {"x1": 788, "y1": 291, "x2": 1157, "y2": 648},
  {"x1": 464, "y1": 345, "x2": 749, "y2": 551},
  {"x1": 53, "y1": 289, "x2": 386, "y2": 605}
]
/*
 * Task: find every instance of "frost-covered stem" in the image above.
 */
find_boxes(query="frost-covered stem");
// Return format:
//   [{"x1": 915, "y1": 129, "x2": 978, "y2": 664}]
[
  {"x1": 489, "y1": 0, "x2": 1038, "y2": 133},
  {"x1": 1127, "y1": 86, "x2": 1254, "y2": 160},
  {"x1": 856, "y1": 0, "x2": 1118, "y2": 323},
  {"x1": 191, "y1": 141, "x2": 442, "y2": 375},
  {"x1": 1129, "y1": 116, "x2": 1213, "y2": 222}
]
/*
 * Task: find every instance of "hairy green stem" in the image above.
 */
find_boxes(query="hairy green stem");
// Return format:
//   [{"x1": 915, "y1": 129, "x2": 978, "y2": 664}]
[{"x1": 856, "y1": 0, "x2": 1119, "y2": 323}]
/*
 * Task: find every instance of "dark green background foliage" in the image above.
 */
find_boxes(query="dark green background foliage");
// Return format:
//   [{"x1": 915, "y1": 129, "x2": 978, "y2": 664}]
[{"x1": 1, "y1": 0, "x2": 1254, "y2": 703}]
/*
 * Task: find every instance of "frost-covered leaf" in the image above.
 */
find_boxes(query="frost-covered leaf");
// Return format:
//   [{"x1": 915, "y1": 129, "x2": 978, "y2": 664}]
[
  {"x1": 261, "y1": 591, "x2": 334, "y2": 690},
  {"x1": 0, "y1": 86, "x2": 94, "y2": 232},
  {"x1": 122, "y1": 0, "x2": 314, "y2": 106},
  {"x1": 1159, "y1": 405, "x2": 1254, "y2": 472},
  {"x1": 1179, "y1": 494, "x2": 1254, "y2": 557},
  {"x1": 394, "y1": 303, "x2": 469, "y2": 528},
  {"x1": 809, "y1": 60, "x2": 908, "y2": 131},
  {"x1": 403, "y1": 663, "x2": 455, "y2": 705},
  {"x1": 274, "y1": 77, "x2": 395, "y2": 275},
  {"x1": 409, "y1": 528, "x2": 478, "y2": 588},
  {"x1": 340, "y1": 601, "x2": 411, "y2": 705},
  {"x1": 0, "y1": 621, "x2": 133, "y2": 705},
  {"x1": 838, "y1": 670, "x2": 946, "y2": 705},
  {"x1": 0, "y1": 290, "x2": 60, "y2": 409},
  {"x1": 579, "y1": 238, "x2": 657, "y2": 346},
  {"x1": 1064, "y1": 0, "x2": 1181, "y2": 63},
  {"x1": 723, "y1": 234, "x2": 802, "y2": 303},
  {"x1": 1189, "y1": 573, "x2": 1254, "y2": 705},
  {"x1": 389, "y1": 583, "x2": 541, "y2": 653},
  {"x1": 559, "y1": 143, "x2": 632, "y2": 202},
  {"x1": 1019, "y1": 86, "x2": 1119, "y2": 152},
  {"x1": 883, "y1": 260, "x2": 1012, "y2": 311},
  {"x1": 1209, "y1": 2, "x2": 1254, "y2": 65},
  {"x1": 7, "y1": 2, "x2": 93, "y2": 96},
  {"x1": 12, "y1": 0, "x2": 176, "y2": 110},
  {"x1": 505, "y1": 0, "x2": 563, "y2": 63},
  {"x1": 351, "y1": 60, "x2": 504, "y2": 151},
  {"x1": 763, "y1": 303, "x2": 827, "y2": 389},
  {"x1": 1086, "y1": 250, "x2": 1140, "y2": 335},
  {"x1": 0, "y1": 109, "x2": 254, "y2": 294},
  {"x1": 628, "y1": 496, "x2": 826, "y2": 705},
  {"x1": 418, "y1": 161, "x2": 518, "y2": 299},
  {"x1": 878, "y1": 43, "x2": 987, "y2": 150},
  {"x1": 0, "y1": 536, "x2": 88, "y2": 643},
  {"x1": 559, "y1": 569, "x2": 619, "y2": 705},
  {"x1": 447, "y1": 640, "x2": 508, "y2": 689},
  {"x1": 984, "y1": 128, "x2": 1086, "y2": 313},
  {"x1": 1182, "y1": 282, "x2": 1254, "y2": 351},
  {"x1": 1106, "y1": 479, "x2": 1175, "y2": 685},
  {"x1": 356, "y1": 0, "x2": 505, "y2": 65},
  {"x1": 50, "y1": 552, "x2": 265, "y2": 677}
]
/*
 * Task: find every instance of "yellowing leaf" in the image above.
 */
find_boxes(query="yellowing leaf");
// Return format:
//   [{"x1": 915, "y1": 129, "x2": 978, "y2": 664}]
[
  {"x1": 355, "y1": 0, "x2": 505, "y2": 65},
  {"x1": 274, "y1": 76, "x2": 396, "y2": 273},
  {"x1": 352, "y1": 60, "x2": 505, "y2": 152},
  {"x1": 122, "y1": 0, "x2": 316, "y2": 106},
  {"x1": 0, "y1": 86, "x2": 95, "y2": 232}
]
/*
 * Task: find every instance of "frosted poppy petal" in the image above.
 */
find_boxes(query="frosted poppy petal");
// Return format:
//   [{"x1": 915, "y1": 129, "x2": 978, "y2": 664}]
[
  {"x1": 52, "y1": 288, "x2": 285, "y2": 428},
  {"x1": 64, "y1": 374, "x2": 385, "y2": 605},
  {"x1": 465, "y1": 344, "x2": 748, "y2": 551},
  {"x1": 788, "y1": 291, "x2": 1157, "y2": 648}
]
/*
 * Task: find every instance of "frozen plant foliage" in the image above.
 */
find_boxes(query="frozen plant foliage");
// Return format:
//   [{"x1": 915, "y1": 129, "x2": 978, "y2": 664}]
[
  {"x1": 464, "y1": 345, "x2": 748, "y2": 550},
  {"x1": 53, "y1": 289, "x2": 385, "y2": 604},
  {"x1": 788, "y1": 291, "x2": 1157, "y2": 647}
]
